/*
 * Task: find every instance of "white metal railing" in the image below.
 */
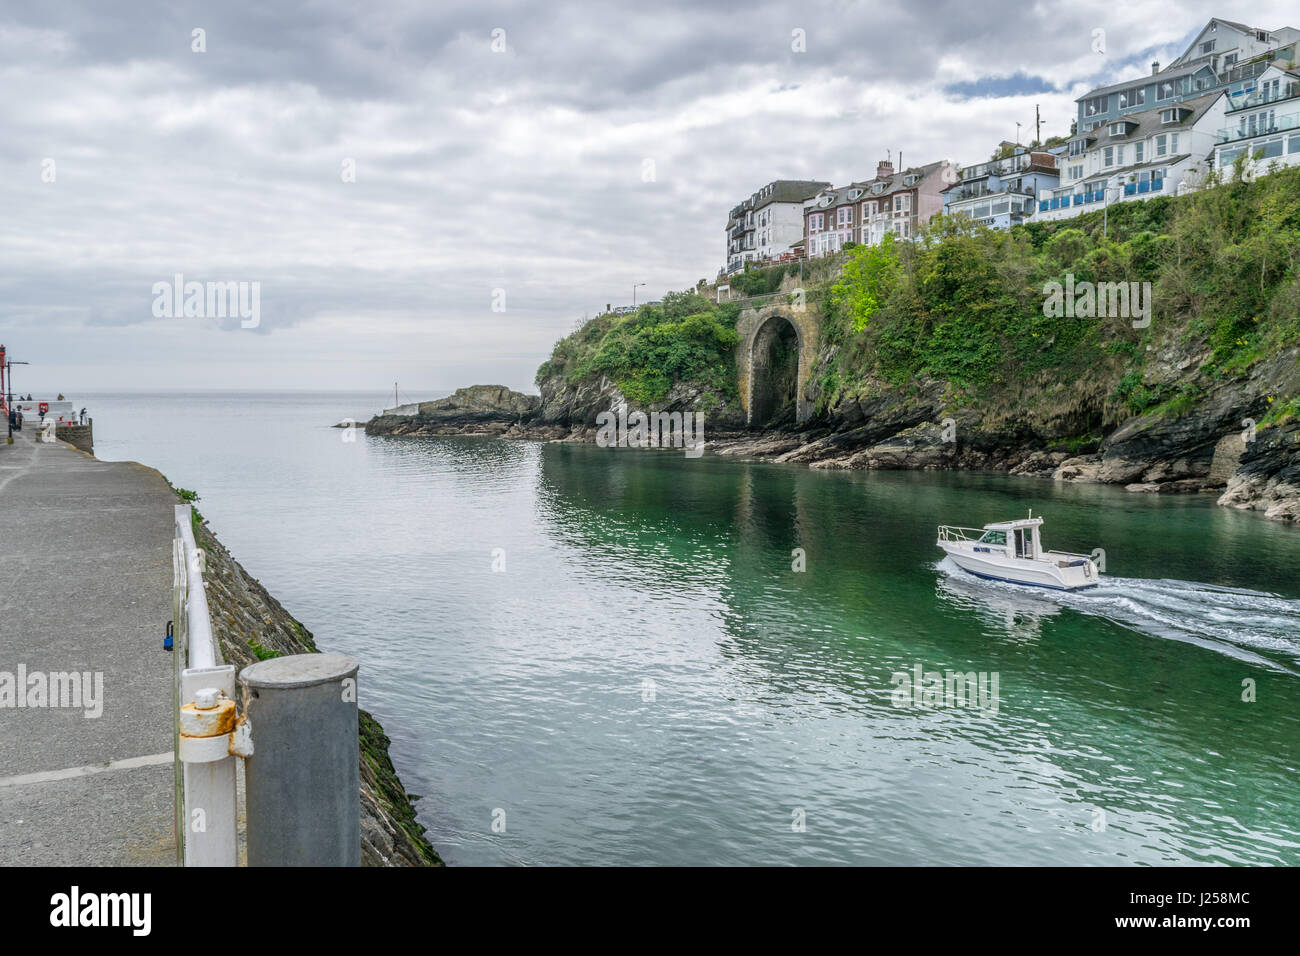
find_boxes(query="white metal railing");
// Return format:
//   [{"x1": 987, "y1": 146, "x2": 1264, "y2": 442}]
[
  {"x1": 173, "y1": 504, "x2": 239, "y2": 866},
  {"x1": 937, "y1": 525, "x2": 986, "y2": 542}
]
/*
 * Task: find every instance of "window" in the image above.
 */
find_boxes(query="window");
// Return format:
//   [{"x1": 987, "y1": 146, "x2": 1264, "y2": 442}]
[
  {"x1": 1160, "y1": 108, "x2": 1179, "y2": 123},
  {"x1": 1069, "y1": 138, "x2": 1087, "y2": 156},
  {"x1": 1290, "y1": 134, "x2": 1300, "y2": 154},
  {"x1": 837, "y1": 207, "x2": 852, "y2": 226},
  {"x1": 1135, "y1": 142, "x2": 1144, "y2": 163},
  {"x1": 1157, "y1": 80, "x2": 1176, "y2": 100},
  {"x1": 1118, "y1": 88, "x2": 1145, "y2": 109},
  {"x1": 992, "y1": 201, "x2": 1009, "y2": 215},
  {"x1": 1069, "y1": 164, "x2": 1083, "y2": 179},
  {"x1": 1169, "y1": 133, "x2": 1179, "y2": 153},
  {"x1": 1257, "y1": 137, "x2": 1284, "y2": 159},
  {"x1": 1155, "y1": 134, "x2": 1168, "y2": 156},
  {"x1": 863, "y1": 201, "x2": 876, "y2": 216},
  {"x1": 1200, "y1": 40, "x2": 1216, "y2": 54},
  {"x1": 1109, "y1": 121, "x2": 1128, "y2": 135},
  {"x1": 808, "y1": 213, "x2": 823, "y2": 231},
  {"x1": 1083, "y1": 95, "x2": 1108, "y2": 116},
  {"x1": 978, "y1": 530, "x2": 1007, "y2": 546},
  {"x1": 1223, "y1": 53, "x2": 1237, "y2": 68},
  {"x1": 1103, "y1": 146, "x2": 1113, "y2": 166},
  {"x1": 974, "y1": 203, "x2": 990, "y2": 218}
]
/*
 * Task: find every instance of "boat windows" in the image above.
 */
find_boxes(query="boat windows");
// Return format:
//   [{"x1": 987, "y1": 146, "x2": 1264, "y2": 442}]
[
  {"x1": 977, "y1": 530, "x2": 1007, "y2": 546},
  {"x1": 1014, "y1": 528, "x2": 1033, "y2": 558}
]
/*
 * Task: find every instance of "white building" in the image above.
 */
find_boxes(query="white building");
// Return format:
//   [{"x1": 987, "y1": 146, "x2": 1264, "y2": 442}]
[
  {"x1": 1211, "y1": 64, "x2": 1300, "y2": 177},
  {"x1": 1038, "y1": 92, "x2": 1227, "y2": 221},
  {"x1": 724, "y1": 179, "x2": 829, "y2": 275}
]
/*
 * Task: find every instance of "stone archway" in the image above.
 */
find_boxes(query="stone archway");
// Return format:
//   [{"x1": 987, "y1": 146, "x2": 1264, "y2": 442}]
[{"x1": 735, "y1": 302, "x2": 820, "y2": 427}]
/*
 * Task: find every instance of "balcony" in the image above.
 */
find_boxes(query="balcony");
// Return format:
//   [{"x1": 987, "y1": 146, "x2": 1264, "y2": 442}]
[
  {"x1": 1216, "y1": 111, "x2": 1300, "y2": 143},
  {"x1": 1226, "y1": 83, "x2": 1299, "y2": 113}
]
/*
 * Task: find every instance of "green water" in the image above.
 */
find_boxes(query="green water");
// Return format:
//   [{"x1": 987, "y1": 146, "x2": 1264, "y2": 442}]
[{"x1": 92, "y1": 395, "x2": 1300, "y2": 864}]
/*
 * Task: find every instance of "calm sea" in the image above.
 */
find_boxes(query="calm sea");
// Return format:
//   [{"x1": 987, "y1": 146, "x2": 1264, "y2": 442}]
[{"x1": 85, "y1": 391, "x2": 1300, "y2": 865}]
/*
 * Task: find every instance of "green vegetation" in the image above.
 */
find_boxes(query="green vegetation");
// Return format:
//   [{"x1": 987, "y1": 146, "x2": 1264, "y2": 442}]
[
  {"x1": 820, "y1": 164, "x2": 1300, "y2": 421},
  {"x1": 537, "y1": 290, "x2": 741, "y2": 406},
  {"x1": 248, "y1": 637, "x2": 284, "y2": 661}
]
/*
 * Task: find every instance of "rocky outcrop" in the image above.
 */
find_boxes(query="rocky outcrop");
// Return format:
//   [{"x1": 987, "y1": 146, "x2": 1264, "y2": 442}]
[
  {"x1": 1217, "y1": 418, "x2": 1300, "y2": 521},
  {"x1": 535, "y1": 374, "x2": 745, "y2": 430},
  {"x1": 366, "y1": 385, "x2": 541, "y2": 437},
  {"x1": 194, "y1": 515, "x2": 443, "y2": 867}
]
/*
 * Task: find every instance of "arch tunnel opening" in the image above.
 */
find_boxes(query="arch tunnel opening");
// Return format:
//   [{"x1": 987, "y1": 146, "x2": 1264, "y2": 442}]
[{"x1": 750, "y1": 316, "x2": 800, "y2": 428}]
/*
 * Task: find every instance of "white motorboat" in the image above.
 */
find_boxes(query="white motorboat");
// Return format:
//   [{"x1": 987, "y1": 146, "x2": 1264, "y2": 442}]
[{"x1": 936, "y1": 512, "x2": 1100, "y2": 591}]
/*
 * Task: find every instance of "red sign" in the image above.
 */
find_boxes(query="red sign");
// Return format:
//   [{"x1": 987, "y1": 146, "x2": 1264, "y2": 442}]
[{"x1": 38, "y1": 402, "x2": 49, "y2": 415}]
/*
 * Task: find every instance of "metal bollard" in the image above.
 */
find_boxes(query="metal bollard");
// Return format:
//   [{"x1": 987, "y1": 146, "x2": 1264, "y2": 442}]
[{"x1": 239, "y1": 653, "x2": 361, "y2": 866}]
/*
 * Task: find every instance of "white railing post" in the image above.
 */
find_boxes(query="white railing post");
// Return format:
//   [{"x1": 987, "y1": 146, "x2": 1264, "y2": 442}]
[{"x1": 173, "y1": 504, "x2": 238, "y2": 867}]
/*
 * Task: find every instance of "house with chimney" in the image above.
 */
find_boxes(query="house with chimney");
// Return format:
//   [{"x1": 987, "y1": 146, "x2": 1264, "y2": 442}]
[
  {"x1": 942, "y1": 145, "x2": 1060, "y2": 229},
  {"x1": 1038, "y1": 91, "x2": 1227, "y2": 221},
  {"x1": 724, "y1": 179, "x2": 830, "y2": 275},
  {"x1": 1075, "y1": 18, "x2": 1298, "y2": 138},
  {"x1": 803, "y1": 157, "x2": 955, "y2": 257}
]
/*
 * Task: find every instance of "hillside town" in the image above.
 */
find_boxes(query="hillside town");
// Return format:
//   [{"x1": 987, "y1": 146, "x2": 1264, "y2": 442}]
[{"x1": 724, "y1": 17, "x2": 1300, "y2": 275}]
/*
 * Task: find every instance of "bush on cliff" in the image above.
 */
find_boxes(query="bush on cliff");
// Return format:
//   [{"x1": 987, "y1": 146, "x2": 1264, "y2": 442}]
[
  {"x1": 537, "y1": 290, "x2": 741, "y2": 406},
  {"x1": 821, "y1": 163, "x2": 1300, "y2": 424}
]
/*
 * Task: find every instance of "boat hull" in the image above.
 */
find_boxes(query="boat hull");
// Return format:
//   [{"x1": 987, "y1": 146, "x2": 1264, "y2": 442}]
[{"x1": 939, "y1": 542, "x2": 1099, "y2": 591}]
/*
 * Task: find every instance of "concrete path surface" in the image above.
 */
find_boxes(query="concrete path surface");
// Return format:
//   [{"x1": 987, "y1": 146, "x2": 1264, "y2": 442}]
[{"x1": 0, "y1": 426, "x2": 177, "y2": 865}]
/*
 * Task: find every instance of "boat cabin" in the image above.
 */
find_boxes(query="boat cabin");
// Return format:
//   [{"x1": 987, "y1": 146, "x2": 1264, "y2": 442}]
[{"x1": 976, "y1": 517, "x2": 1042, "y2": 560}]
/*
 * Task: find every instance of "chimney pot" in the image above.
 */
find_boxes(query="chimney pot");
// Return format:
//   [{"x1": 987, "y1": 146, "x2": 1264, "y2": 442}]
[
  {"x1": 876, "y1": 159, "x2": 894, "y2": 179},
  {"x1": 1152, "y1": 60, "x2": 1160, "y2": 74}
]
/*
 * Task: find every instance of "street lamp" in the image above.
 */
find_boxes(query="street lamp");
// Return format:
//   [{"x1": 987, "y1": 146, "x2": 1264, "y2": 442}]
[
  {"x1": 0, "y1": 345, "x2": 29, "y2": 441},
  {"x1": 1102, "y1": 181, "x2": 1121, "y2": 239},
  {"x1": 632, "y1": 282, "x2": 646, "y2": 308}
]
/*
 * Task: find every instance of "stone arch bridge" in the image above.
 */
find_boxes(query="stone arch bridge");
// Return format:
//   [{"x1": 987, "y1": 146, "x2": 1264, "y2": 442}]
[{"x1": 734, "y1": 298, "x2": 822, "y2": 427}]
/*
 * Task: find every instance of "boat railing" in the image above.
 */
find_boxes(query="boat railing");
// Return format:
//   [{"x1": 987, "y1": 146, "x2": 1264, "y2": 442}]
[
  {"x1": 937, "y1": 525, "x2": 986, "y2": 542},
  {"x1": 1044, "y1": 548, "x2": 1094, "y2": 561}
]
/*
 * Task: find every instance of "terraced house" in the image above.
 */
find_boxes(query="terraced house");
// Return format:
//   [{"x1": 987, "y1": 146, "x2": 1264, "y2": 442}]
[
  {"x1": 724, "y1": 179, "x2": 830, "y2": 275},
  {"x1": 1211, "y1": 62, "x2": 1300, "y2": 175},
  {"x1": 942, "y1": 145, "x2": 1061, "y2": 229},
  {"x1": 1077, "y1": 18, "x2": 1299, "y2": 135},
  {"x1": 1038, "y1": 91, "x2": 1227, "y2": 221},
  {"x1": 803, "y1": 158, "x2": 954, "y2": 257}
]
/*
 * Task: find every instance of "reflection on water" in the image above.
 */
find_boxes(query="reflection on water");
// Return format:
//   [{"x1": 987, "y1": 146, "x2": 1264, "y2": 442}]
[{"x1": 85, "y1": 396, "x2": 1300, "y2": 865}]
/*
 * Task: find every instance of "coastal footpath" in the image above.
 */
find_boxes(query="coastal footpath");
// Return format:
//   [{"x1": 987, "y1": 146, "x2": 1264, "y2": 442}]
[
  {"x1": 0, "y1": 426, "x2": 440, "y2": 866},
  {"x1": 368, "y1": 166, "x2": 1300, "y2": 522}
]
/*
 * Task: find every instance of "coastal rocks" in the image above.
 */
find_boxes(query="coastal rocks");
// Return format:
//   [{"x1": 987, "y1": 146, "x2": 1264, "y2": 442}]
[
  {"x1": 1052, "y1": 456, "x2": 1102, "y2": 482},
  {"x1": 535, "y1": 372, "x2": 744, "y2": 430},
  {"x1": 365, "y1": 385, "x2": 544, "y2": 438},
  {"x1": 1217, "y1": 419, "x2": 1300, "y2": 521}
]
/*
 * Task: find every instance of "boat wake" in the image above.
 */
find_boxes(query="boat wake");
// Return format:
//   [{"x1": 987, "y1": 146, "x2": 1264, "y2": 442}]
[{"x1": 935, "y1": 557, "x2": 1300, "y2": 672}]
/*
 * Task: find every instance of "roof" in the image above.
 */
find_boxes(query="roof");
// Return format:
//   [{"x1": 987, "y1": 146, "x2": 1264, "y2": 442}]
[
  {"x1": 752, "y1": 180, "x2": 832, "y2": 209},
  {"x1": 1076, "y1": 62, "x2": 1211, "y2": 102},
  {"x1": 983, "y1": 517, "x2": 1043, "y2": 530},
  {"x1": 1078, "y1": 91, "x2": 1223, "y2": 150}
]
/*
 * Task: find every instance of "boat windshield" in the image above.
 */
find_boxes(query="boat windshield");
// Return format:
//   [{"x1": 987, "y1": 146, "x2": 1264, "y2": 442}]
[{"x1": 978, "y1": 530, "x2": 1007, "y2": 545}]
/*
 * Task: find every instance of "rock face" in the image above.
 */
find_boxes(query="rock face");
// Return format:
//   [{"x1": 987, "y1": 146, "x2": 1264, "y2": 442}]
[
  {"x1": 363, "y1": 340, "x2": 1300, "y2": 521},
  {"x1": 195, "y1": 515, "x2": 443, "y2": 866},
  {"x1": 535, "y1": 373, "x2": 745, "y2": 430},
  {"x1": 1218, "y1": 419, "x2": 1300, "y2": 521},
  {"x1": 366, "y1": 385, "x2": 546, "y2": 438}
]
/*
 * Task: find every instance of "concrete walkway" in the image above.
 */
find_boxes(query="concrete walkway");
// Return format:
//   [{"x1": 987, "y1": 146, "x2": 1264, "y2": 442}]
[{"x1": 0, "y1": 426, "x2": 176, "y2": 865}]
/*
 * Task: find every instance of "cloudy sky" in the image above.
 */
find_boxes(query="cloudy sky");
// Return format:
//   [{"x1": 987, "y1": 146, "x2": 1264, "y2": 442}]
[{"x1": 1, "y1": 1, "x2": 1293, "y2": 394}]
